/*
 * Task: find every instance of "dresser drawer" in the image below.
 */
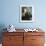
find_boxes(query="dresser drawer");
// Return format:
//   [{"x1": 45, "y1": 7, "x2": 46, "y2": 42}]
[
  {"x1": 32, "y1": 36, "x2": 45, "y2": 44},
  {"x1": 24, "y1": 32, "x2": 44, "y2": 36},
  {"x1": 3, "y1": 43, "x2": 23, "y2": 46},
  {"x1": 3, "y1": 35, "x2": 23, "y2": 44},
  {"x1": 32, "y1": 44, "x2": 44, "y2": 46},
  {"x1": 3, "y1": 32, "x2": 23, "y2": 36}
]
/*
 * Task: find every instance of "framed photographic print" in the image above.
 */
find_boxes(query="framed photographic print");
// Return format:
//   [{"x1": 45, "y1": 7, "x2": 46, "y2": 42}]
[{"x1": 20, "y1": 5, "x2": 34, "y2": 22}]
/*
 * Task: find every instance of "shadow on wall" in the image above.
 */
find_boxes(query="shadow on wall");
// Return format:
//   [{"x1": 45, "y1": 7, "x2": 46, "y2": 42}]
[{"x1": 0, "y1": 24, "x2": 7, "y2": 43}]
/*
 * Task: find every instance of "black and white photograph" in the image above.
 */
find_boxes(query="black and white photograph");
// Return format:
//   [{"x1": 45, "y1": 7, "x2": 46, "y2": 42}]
[{"x1": 20, "y1": 5, "x2": 34, "y2": 22}]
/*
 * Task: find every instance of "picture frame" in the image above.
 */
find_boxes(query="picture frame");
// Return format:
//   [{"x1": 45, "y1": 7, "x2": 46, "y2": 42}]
[{"x1": 20, "y1": 5, "x2": 34, "y2": 22}]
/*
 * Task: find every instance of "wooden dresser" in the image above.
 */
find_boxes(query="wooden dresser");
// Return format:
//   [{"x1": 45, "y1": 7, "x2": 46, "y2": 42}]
[{"x1": 2, "y1": 29, "x2": 45, "y2": 46}]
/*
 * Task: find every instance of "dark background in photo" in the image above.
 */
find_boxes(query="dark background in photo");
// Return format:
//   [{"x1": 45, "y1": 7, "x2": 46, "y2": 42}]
[{"x1": 22, "y1": 7, "x2": 32, "y2": 20}]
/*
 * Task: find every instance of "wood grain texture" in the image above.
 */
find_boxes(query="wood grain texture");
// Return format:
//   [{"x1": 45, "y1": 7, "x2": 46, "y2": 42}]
[
  {"x1": 24, "y1": 32, "x2": 45, "y2": 46},
  {"x1": 2, "y1": 32, "x2": 23, "y2": 46},
  {"x1": 2, "y1": 30, "x2": 45, "y2": 46}
]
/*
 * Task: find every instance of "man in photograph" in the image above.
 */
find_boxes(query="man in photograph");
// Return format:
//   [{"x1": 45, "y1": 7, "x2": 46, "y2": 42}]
[{"x1": 22, "y1": 7, "x2": 32, "y2": 20}]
